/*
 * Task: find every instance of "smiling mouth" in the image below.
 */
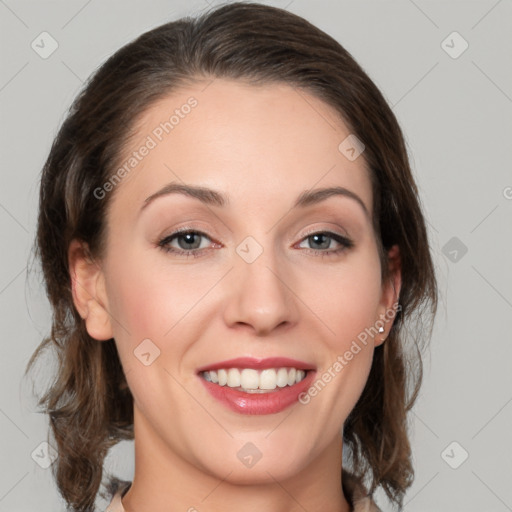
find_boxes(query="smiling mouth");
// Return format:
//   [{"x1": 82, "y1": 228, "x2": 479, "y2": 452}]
[
  {"x1": 200, "y1": 367, "x2": 309, "y2": 393},
  {"x1": 198, "y1": 358, "x2": 316, "y2": 414}
]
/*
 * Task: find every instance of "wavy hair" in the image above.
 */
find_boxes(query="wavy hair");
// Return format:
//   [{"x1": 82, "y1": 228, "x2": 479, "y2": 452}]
[{"x1": 27, "y1": 3, "x2": 437, "y2": 510}]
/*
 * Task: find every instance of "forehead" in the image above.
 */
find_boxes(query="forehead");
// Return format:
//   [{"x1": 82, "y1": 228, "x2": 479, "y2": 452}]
[{"x1": 107, "y1": 78, "x2": 373, "y2": 223}]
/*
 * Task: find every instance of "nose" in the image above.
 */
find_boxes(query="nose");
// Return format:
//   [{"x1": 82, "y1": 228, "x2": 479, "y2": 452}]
[{"x1": 222, "y1": 249, "x2": 300, "y2": 337}]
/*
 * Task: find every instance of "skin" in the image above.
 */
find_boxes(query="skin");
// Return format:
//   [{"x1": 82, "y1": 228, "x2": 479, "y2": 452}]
[{"x1": 69, "y1": 79, "x2": 401, "y2": 512}]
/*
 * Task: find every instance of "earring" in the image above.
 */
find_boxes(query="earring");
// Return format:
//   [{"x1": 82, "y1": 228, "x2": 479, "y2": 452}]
[{"x1": 378, "y1": 325, "x2": 387, "y2": 342}]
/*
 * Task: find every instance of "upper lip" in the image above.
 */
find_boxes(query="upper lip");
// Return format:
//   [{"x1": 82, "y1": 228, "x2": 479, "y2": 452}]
[{"x1": 197, "y1": 357, "x2": 315, "y2": 373}]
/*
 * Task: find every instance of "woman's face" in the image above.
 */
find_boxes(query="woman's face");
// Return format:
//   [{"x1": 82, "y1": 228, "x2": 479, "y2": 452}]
[{"x1": 74, "y1": 79, "x2": 399, "y2": 485}]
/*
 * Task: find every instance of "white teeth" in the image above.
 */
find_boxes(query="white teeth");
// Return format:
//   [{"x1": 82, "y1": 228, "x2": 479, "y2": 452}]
[
  {"x1": 217, "y1": 369, "x2": 228, "y2": 386},
  {"x1": 240, "y1": 369, "x2": 259, "y2": 389},
  {"x1": 227, "y1": 368, "x2": 241, "y2": 387},
  {"x1": 201, "y1": 367, "x2": 308, "y2": 391},
  {"x1": 260, "y1": 369, "x2": 277, "y2": 390},
  {"x1": 276, "y1": 368, "x2": 289, "y2": 388}
]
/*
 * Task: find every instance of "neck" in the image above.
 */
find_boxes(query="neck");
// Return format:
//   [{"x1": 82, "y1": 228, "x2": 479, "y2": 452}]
[{"x1": 122, "y1": 406, "x2": 351, "y2": 512}]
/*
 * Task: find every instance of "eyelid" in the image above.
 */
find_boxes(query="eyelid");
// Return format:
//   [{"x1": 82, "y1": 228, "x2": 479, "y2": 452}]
[
  {"x1": 298, "y1": 225, "x2": 350, "y2": 241},
  {"x1": 157, "y1": 227, "x2": 219, "y2": 250}
]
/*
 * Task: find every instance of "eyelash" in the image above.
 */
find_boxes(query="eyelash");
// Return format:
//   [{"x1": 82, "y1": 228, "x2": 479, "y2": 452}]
[{"x1": 156, "y1": 228, "x2": 354, "y2": 259}]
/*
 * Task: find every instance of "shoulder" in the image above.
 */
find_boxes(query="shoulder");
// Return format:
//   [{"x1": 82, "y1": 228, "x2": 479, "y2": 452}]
[{"x1": 342, "y1": 469, "x2": 382, "y2": 512}]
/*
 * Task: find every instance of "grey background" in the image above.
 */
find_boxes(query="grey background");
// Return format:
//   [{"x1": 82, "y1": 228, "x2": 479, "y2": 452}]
[{"x1": 1, "y1": 0, "x2": 511, "y2": 510}]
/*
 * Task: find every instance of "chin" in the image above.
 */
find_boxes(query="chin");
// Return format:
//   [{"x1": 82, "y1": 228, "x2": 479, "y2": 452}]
[
  {"x1": 189, "y1": 434, "x2": 315, "y2": 487},
  {"x1": 204, "y1": 456, "x2": 306, "y2": 486}
]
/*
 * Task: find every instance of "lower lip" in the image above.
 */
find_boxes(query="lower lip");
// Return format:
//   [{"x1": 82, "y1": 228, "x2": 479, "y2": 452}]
[{"x1": 199, "y1": 371, "x2": 316, "y2": 415}]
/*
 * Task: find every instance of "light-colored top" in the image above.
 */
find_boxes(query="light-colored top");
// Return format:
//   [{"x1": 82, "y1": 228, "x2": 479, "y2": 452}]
[{"x1": 105, "y1": 470, "x2": 381, "y2": 512}]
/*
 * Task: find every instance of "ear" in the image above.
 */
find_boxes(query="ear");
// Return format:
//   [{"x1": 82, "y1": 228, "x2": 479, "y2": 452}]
[
  {"x1": 375, "y1": 244, "x2": 402, "y2": 347},
  {"x1": 68, "y1": 239, "x2": 113, "y2": 341}
]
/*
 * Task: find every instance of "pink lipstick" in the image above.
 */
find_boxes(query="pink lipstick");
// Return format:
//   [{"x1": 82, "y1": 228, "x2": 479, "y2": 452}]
[{"x1": 197, "y1": 357, "x2": 316, "y2": 415}]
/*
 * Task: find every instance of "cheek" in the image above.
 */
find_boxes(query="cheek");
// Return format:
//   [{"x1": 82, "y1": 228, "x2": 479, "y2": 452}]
[
  {"x1": 103, "y1": 244, "x2": 225, "y2": 396},
  {"x1": 102, "y1": 248, "x2": 195, "y2": 416},
  {"x1": 302, "y1": 249, "x2": 382, "y2": 408},
  {"x1": 308, "y1": 253, "x2": 383, "y2": 346},
  {"x1": 104, "y1": 246, "x2": 204, "y2": 341}
]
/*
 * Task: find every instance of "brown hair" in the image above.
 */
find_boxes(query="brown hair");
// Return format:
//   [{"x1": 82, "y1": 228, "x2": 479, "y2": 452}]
[{"x1": 27, "y1": 3, "x2": 437, "y2": 510}]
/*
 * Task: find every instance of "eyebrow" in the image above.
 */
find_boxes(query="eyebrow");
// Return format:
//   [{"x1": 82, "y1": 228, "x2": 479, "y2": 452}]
[{"x1": 140, "y1": 182, "x2": 370, "y2": 217}]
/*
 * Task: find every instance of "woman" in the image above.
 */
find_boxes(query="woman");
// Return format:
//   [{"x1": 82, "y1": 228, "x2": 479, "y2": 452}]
[{"x1": 28, "y1": 3, "x2": 437, "y2": 511}]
